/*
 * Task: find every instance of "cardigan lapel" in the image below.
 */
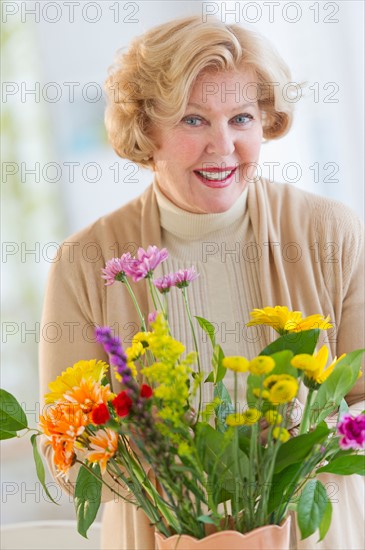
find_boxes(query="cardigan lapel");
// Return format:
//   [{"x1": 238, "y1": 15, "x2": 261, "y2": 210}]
[
  {"x1": 248, "y1": 177, "x2": 294, "y2": 347},
  {"x1": 248, "y1": 177, "x2": 293, "y2": 308},
  {"x1": 139, "y1": 180, "x2": 163, "y2": 320}
]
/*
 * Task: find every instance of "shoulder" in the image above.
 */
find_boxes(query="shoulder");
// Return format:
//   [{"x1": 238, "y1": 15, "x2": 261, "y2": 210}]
[
  {"x1": 59, "y1": 184, "x2": 155, "y2": 258},
  {"x1": 260, "y1": 178, "x2": 363, "y2": 239},
  {"x1": 46, "y1": 185, "x2": 156, "y2": 288}
]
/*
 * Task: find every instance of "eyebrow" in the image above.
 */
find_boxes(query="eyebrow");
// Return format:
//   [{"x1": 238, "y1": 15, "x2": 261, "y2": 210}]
[{"x1": 186, "y1": 102, "x2": 256, "y2": 111}]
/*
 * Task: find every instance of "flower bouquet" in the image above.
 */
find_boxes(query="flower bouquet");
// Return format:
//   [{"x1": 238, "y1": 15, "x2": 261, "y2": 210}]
[{"x1": 1, "y1": 246, "x2": 364, "y2": 549}]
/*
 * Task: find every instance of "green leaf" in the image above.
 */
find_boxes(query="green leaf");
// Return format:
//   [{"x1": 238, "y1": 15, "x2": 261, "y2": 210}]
[
  {"x1": 297, "y1": 479, "x2": 328, "y2": 539},
  {"x1": 195, "y1": 316, "x2": 216, "y2": 347},
  {"x1": 0, "y1": 389, "x2": 28, "y2": 432},
  {"x1": 274, "y1": 422, "x2": 330, "y2": 474},
  {"x1": 197, "y1": 515, "x2": 216, "y2": 525},
  {"x1": 311, "y1": 350, "x2": 364, "y2": 424},
  {"x1": 246, "y1": 373, "x2": 262, "y2": 408},
  {"x1": 196, "y1": 423, "x2": 249, "y2": 484},
  {"x1": 268, "y1": 463, "x2": 303, "y2": 514},
  {"x1": 338, "y1": 398, "x2": 349, "y2": 420},
  {"x1": 237, "y1": 431, "x2": 251, "y2": 455},
  {"x1": 75, "y1": 463, "x2": 102, "y2": 538},
  {"x1": 211, "y1": 345, "x2": 226, "y2": 383},
  {"x1": 196, "y1": 423, "x2": 232, "y2": 477},
  {"x1": 205, "y1": 371, "x2": 214, "y2": 383},
  {"x1": 260, "y1": 329, "x2": 319, "y2": 357},
  {"x1": 269, "y1": 350, "x2": 296, "y2": 376},
  {"x1": 317, "y1": 455, "x2": 365, "y2": 476},
  {"x1": 318, "y1": 500, "x2": 332, "y2": 541},
  {"x1": 205, "y1": 345, "x2": 226, "y2": 383},
  {"x1": 213, "y1": 382, "x2": 233, "y2": 431},
  {"x1": 0, "y1": 429, "x2": 17, "y2": 440},
  {"x1": 31, "y1": 434, "x2": 59, "y2": 504}
]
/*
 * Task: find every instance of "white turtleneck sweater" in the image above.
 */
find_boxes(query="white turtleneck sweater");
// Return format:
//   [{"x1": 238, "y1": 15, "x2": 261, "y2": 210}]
[{"x1": 153, "y1": 181, "x2": 263, "y2": 409}]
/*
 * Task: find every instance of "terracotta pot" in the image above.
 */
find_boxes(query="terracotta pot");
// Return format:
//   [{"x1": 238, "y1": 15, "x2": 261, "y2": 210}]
[{"x1": 155, "y1": 516, "x2": 291, "y2": 550}]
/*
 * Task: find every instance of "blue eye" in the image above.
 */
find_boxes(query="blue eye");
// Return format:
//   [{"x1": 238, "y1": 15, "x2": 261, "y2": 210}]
[
  {"x1": 233, "y1": 114, "x2": 253, "y2": 124},
  {"x1": 182, "y1": 115, "x2": 203, "y2": 126}
]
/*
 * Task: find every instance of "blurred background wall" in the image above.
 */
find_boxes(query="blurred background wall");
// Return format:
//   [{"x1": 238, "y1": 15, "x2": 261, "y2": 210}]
[{"x1": 1, "y1": 0, "x2": 364, "y2": 535}]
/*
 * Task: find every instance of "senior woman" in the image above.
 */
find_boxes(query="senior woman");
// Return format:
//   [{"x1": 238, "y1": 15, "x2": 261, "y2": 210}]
[{"x1": 39, "y1": 15, "x2": 364, "y2": 550}]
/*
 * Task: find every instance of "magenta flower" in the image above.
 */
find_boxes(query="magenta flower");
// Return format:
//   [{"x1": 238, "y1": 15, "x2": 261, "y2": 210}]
[
  {"x1": 174, "y1": 267, "x2": 199, "y2": 288},
  {"x1": 148, "y1": 311, "x2": 158, "y2": 324},
  {"x1": 101, "y1": 253, "x2": 137, "y2": 285},
  {"x1": 130, "y1": 246, "x2": 169, "y2": 282},
  {"x1": 153, "y1": 274, "x2": 175, "y2": 293},
  {"x1": 337, "y1": 414, "x2": 365, "y2": 450}
]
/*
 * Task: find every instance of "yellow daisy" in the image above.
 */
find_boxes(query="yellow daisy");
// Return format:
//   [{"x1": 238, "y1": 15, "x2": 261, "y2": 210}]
[
  {"x1": 268, "y1": 378, "x2": 298, "y2": 404},
  {"x1": 45, "y1": 360, "x2": 109, "y2": 403},
  {"x1": 247, "y1": 306, "x2": 332, "y2": 335},
  {"x1": 253, "y1": 388, "x2": 270, "y2": 400},
  {"x1": 222, "y1": 356, "x2": 250, "y2": 373},
  {"x1": 249, "y1": 356, "x2": 275, "y2": 375},
  {"x1": 226, "y1": 408, "x2": 261, "y2": 426},
  {"x1": 264, "y1": 410, "x2": 283, "y2": 425},
  {"x1": 291, "y1": 346, "x2": 346, "y2": 385},
  {"x1": 272, "y1": 427, "x2": 290, "y2": 442}
]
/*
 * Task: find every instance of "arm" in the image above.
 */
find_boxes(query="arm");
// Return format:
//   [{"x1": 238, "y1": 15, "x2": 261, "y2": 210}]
[
  {"x1": 313, "y1": 195, "x2": 365, "y2": 408},
  {"x1": 38, "y1": 239, "x2": 124, "y2": 502},
  {"x1": 336, "y1": 219, "x2": 365, "y2": 406}
]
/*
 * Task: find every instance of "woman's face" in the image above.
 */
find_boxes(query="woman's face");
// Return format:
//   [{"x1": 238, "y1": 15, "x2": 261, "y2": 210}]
[{"x1": 152, "y1": 69, "x2": 263, "y2": 213}]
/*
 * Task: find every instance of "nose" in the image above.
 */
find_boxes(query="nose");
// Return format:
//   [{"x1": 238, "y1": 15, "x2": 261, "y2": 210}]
[{"x1": 205, "y1": 124, "x2": 235, "y2": 157}]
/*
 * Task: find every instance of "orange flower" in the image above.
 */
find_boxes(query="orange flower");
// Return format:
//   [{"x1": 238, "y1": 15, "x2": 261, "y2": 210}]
[
  {"x1": 49, "y1": 437, "x2": 76, "y2": 475},
  {"x1": 40, "y1": 403, "x2": 88, "y2": 474},
  {"x1": 86, "y1": 429, "x2": 119, "y2": 474},
  {"x1": 40, "y1": 402, "x2": 88, "y2": 439},
  {"x1": 45, "y1": 359, "x2": 109, "y2": 403},
  {"x1": 63, "y1": 378, "x2": 115, "y2": 421}
]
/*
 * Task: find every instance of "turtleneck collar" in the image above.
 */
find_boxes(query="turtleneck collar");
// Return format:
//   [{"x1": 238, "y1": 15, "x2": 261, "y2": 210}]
[{"x1": 153, "y1": 177, "x2": 249, "y2": 239}]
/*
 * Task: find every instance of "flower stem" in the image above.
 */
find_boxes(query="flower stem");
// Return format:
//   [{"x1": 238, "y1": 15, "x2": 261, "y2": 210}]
[
  {"x1": 147, "y1": 277, "x2": 159, "y2": 311},
  {"x1": 182, "y1": 287, "x2": 202, "y2": 419},
  {"x1": 123, "y1": 277, "x2": 147, "y2": 331},
  {"x1": 299, "y1": 389, "x2": 315, "y2": 435}
]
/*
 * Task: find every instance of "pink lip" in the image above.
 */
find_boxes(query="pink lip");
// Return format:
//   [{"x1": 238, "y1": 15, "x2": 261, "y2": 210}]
[{"x1": 193, "y1": 167, "x2": 237, "y2": 188}]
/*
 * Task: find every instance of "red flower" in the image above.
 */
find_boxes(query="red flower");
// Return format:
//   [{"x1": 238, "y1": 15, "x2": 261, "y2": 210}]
[
  {"x1": 91, "y1": 403, "x2": 111, "y2": 425},
  {"x1": 140, "y1": 384, "x2": 153, "y2": 399},
  {"x1": 112, "y1": 391, "x2": 133, "y2": 417}
]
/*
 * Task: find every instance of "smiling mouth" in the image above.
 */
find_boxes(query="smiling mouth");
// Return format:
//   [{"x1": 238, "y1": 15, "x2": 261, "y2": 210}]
[{"x1": 194, "y1": 168, "x2": 237, "y2": 187}]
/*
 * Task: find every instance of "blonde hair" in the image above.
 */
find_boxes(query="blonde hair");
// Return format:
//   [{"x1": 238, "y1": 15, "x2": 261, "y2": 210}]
[{"x1": 104, "y1": 16, "x2": 295, "y2": 170}]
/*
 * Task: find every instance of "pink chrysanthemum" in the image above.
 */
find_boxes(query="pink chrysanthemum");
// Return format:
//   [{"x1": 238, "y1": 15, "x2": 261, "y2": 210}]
[
  {"x1": 337, "y1": 414, "x2": 365, "y2": 450},
  {"x1": 101, "y1": 254, "x2": 137, "y2": 285},
  {"x1": 129, "y1": 246, "x2": 169, "y2": 282},
  {"x1": 153, "y1": 274, "x2": 175, "y2": 293},
  {"x1": 148, "y1": 311, "x2": 158, "y2": 324},
  {"x1": 174, "y1": 267, "x2": 199, "y2": 288}
]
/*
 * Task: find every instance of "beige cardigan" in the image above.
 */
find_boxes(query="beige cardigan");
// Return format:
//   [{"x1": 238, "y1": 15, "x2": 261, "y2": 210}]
[{"x1": 39, "y1": 177, "x2": 364, "y2": 549}]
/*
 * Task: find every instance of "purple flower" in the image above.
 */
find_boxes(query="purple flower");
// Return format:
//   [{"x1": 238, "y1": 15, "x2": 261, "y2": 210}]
[
  {"x1": 101, "y1": 253, "x2": 138, "y2": 285},
  {"x1": 95, "y1": 327, "x2": 136, "y2": 390},
  {"x1": 153, "y1": 274, "x2": 175, "y2": 293},
  {"x1": 173, "y1": 267, "x2": 199, "y2": 288},
  {"x1": 337, "y1": 413, "x2": 365, "y2": 450},
  {"x1": 148, "y1": 311, "x2": 158, "y2": 324},
  {"x1": 130, "y1": 246, "x2": 169, "y2": 282}
]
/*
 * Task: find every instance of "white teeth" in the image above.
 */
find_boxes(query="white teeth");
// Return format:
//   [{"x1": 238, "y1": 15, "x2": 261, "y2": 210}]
[{"x1": 196, "y1": 170, "x2": 234, "y2": 181}]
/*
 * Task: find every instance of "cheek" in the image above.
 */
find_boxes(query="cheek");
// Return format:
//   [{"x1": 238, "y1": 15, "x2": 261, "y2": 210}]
[
  {"x1": 176, "y1": 136, "x2": 204, "y2": 160},
  {"x1": 238, "y1": 132, "x2": 262, "y2": 160},
  {"x1": 156, "y1": 135, "x2": 199, "y2": 165}
]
